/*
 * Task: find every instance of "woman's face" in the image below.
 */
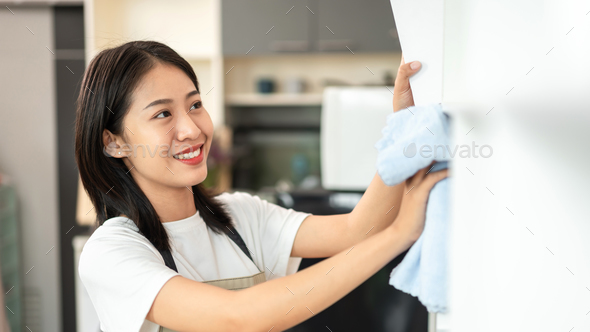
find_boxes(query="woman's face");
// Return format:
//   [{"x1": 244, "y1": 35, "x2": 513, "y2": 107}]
[{"x1": 104, "y1": 62, "x2": 213, "y2": 192}]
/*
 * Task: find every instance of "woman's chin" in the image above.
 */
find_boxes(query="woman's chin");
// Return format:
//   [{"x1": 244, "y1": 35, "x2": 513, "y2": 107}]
[{"x1": 188, "y1": 170, "x2": 207, "y2": 187}]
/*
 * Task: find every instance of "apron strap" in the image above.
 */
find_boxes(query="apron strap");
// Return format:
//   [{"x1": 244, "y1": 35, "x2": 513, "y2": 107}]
[
  {"x1": 224, "y1": 224, "x2": 255, "y2": 263},
  {"x1": 157, "y1": 223, "x2": 256, "y2": 273}
]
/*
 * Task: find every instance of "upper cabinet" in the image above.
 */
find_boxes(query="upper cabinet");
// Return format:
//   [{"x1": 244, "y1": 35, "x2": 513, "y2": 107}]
[
  {"x1": 222, "y1": 0, "x2": 313, "y2": 55},
  {"x1": 222, "y1": 0, "x2": 400, "y2": 56},
  {"x1": 315, "y1": 0, "x2": 400, "y2": 53}
]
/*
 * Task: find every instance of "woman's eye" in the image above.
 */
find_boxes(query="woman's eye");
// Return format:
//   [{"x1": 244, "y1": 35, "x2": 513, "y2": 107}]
[
  {"x1": 154, "y1": 110, "x2": 171, "y2": 119},
  {"x1": 189, "y1": 101, "x2": 202, "y2": 111}
]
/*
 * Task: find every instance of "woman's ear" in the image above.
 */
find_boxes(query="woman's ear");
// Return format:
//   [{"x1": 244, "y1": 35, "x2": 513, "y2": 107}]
[{"x1": 103, "y1": 129, "x2": 121, "y2": 157}]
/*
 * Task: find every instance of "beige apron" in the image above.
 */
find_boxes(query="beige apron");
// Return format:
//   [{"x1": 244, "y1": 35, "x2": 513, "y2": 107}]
[
  {"x1": 159, "y1": 271, "x2": 267, "y2": 332},
  {"x1": 156, "y1": 223, "x2": 264, "y2": 331}
]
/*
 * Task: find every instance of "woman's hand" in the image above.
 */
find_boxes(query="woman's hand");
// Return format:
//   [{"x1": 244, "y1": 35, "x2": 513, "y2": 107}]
[
  {"x1": 393, "y1": 55, "x2": 421, "y2": 112},
  {"x1": 389, "y1": 161, "x2": 449, "y2": 244}
]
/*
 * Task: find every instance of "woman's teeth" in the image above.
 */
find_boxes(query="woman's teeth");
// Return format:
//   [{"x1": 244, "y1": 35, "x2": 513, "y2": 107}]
[{"x1": 173, "y1": 147, "x2": 201, "y2": 160}]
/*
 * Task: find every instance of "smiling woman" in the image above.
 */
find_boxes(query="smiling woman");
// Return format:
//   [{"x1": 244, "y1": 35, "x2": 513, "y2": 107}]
[
  {"x1": 74, "y1": 41, "x2": 258, "y2": 331},
  {"x1": 74, "y1": 40, "x2": 448, "y2": 332}
]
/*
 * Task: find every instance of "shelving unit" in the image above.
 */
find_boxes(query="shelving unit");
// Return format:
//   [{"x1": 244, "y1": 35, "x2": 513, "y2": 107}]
[{"x1": 225, "y1": 93, "x2": 323, "y2": 106}]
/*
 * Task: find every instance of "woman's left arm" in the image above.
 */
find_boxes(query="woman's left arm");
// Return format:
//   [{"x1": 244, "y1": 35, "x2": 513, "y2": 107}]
[{"x1": 291, "y1": 57, "x2": 421, "y2": 259}]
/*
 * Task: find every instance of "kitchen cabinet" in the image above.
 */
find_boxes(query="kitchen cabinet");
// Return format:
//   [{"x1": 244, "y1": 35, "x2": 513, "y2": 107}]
[
  {"x1": 315, "y1": 0, "x2": 400, "y2": 53},
  {"x1": 222, "y1": 0, "x2": 400, "y2": 55},
  {"x1": 388, "y1": 0, "x2": 590, "y2": 331},
  {"x1": 222, "y1": 0, "x2": 314, "y2": 55}
]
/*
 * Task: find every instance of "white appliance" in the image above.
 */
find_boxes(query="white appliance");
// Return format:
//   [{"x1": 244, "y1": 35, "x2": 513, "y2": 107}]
[{"x1": 320, "y1": 86, "x2": 396, "y2": 191}]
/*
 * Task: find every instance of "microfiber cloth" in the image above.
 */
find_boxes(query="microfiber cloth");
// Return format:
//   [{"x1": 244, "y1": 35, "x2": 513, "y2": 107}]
[{"x1": 374, "y1": 103, "x2": 451, "y2": 313}]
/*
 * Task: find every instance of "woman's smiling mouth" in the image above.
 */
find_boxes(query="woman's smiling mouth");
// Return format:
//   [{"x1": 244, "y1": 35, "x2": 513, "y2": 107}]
[
  {"x1": 173, "y1": 146, "x2": 201, "y2": 160},
  {"x1": 172, "y1": 143, "x2": 205, "y2": 165}
]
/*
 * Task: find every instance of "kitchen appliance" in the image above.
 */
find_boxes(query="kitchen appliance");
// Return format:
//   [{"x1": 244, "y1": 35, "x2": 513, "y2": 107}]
[
  {"x1": 321, "y1": 86, "x2": 397, "y2": 191},
  {"x1": 229, "y1": 104, "x2": 322, "y2": 192}
]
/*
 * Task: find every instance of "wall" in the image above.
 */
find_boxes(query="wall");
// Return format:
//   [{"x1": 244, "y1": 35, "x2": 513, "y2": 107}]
[
  {"x1": 0, "y1": 5, "x2": 62, "y2": 332},
  {"x1": 86, "y1": 0, "x2": 226, "y2": 129}
]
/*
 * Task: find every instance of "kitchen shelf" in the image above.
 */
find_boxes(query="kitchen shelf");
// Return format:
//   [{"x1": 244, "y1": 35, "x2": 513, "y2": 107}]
[{"x1": 225, "y1": 93, "x2": 323, "y2": 106}]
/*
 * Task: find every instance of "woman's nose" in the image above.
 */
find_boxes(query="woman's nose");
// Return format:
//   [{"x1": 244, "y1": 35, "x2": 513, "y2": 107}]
[{"x1": 174, "y1": 109, "x2": 202, "y2": 141}]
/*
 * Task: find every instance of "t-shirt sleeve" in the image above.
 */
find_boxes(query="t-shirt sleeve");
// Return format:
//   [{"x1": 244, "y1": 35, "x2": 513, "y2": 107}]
[
  {"x1": 78, "y1": 225, "x2": 180, "y2": 332},
  {"x1": 230, "y1": 191, "x2": 312, "y2": 279}
]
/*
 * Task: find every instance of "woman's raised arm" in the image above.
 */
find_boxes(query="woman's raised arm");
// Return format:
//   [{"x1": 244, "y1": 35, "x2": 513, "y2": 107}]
[{"x1": 147, "y1": 162, "x2": 448, "y2": 332}]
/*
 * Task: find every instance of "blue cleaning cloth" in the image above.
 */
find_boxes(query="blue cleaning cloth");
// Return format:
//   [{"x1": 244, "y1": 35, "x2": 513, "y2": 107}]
[{"x1": 374, "y1": 103, "x2": 451, "y2": 313}]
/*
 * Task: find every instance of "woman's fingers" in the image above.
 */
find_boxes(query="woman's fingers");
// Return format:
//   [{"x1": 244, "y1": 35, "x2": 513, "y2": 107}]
[
  {"x1": 407, "y1": 161, "x2": 436, "y2": 188},
  {"x1": 420, "y1": 168, "x2": 449, "y2": 192},
  {"x1": 394, "y1": 60, "x2": 421, "y2": 95},
  {"x1": 419, "y1": 161, "x2": 437, "y2": 181},
  {"x1": 392, "y1": 55, "x2": 421, "y2": 112}
]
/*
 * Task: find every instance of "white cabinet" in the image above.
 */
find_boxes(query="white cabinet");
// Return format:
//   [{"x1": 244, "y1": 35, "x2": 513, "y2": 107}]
[
  {"x1": 442, "y1": 0, "x2": 590, "y2": 331},
  {"x1": 391, "y1": 0, "x2": 590, "y2": 330}
]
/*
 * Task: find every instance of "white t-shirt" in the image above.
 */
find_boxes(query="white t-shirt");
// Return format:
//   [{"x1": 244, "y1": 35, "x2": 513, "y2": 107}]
[{"x1": 78, "y1": 190, "x2": 312, "y2": 332}]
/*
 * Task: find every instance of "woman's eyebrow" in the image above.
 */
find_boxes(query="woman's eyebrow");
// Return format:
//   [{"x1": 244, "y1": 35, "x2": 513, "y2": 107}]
[{"x1": 142, "y1": 90, "x2": 200, "y2": 110}]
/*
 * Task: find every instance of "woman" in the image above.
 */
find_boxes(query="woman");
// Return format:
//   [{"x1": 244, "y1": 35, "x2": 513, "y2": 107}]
[{"x1": 76, "y1": 41, "x2": 446, "y2": 332}]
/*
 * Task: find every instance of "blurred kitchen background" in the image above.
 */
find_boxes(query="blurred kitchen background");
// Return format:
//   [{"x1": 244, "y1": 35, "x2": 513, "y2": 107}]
[{"x1": 0, "y1": 0, "x2": 429, "y2": 331}]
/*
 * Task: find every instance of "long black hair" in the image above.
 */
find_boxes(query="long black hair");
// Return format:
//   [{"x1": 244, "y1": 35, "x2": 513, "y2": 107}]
[{"x1": 74, "y1": 40, "x2": 234, "y2": 252}]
